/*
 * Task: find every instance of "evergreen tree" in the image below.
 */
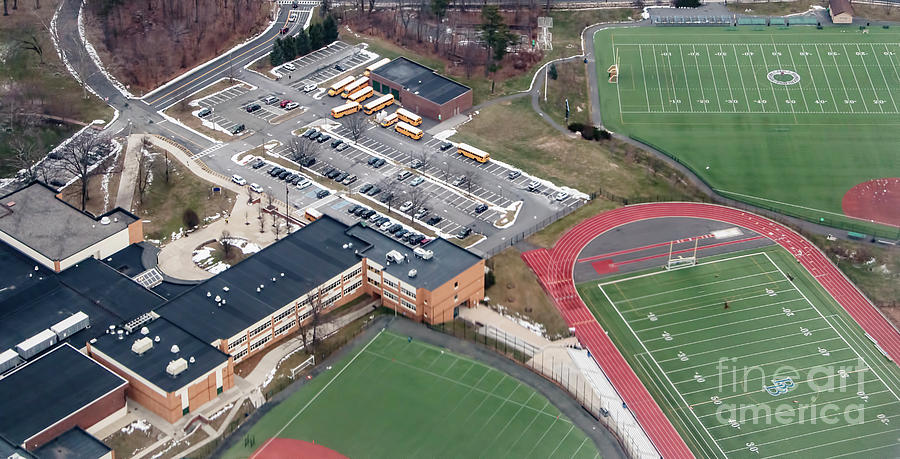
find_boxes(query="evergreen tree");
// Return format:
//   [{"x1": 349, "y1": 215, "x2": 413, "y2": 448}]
[
  {"x1": 283, "y1": 35, "x2": 297, "y2": 61},
  {"x1": 480, "y1": 6, "x2": 514, "y2": 74},
  {"x1": 309, "y1": 23, "x2": 325, "y2": 50},
  {"x1": 270, "y1": 38, "x2": 286, "y2": 66},
  {"x1": 295, "y1": 29, "x2": 311, "y2": 56},
  {"x1": 323, "y1": 15, "x2": 339, "y2": 44}
]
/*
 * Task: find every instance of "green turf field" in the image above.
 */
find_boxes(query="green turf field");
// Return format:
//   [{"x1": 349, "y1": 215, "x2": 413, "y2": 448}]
[
  {"x1": 224, "y1": 331, "x2": 600, "y2": 459},
  {"x1": 593, "y1": 27, "x2": 900, "y2": 237},
  {"x1": 578, "y1": 246, "x2": 900, "y2": 458}
]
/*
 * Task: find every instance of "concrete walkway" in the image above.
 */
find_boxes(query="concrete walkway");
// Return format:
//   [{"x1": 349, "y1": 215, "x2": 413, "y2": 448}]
[{"x1": 115, "y1": 135, "x2": 143, "y2": 212}]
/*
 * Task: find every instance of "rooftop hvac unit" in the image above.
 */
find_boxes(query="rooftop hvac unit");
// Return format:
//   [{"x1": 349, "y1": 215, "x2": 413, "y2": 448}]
[
  {"x1": 50, "y1": 311, "x2": 90, "y2": 340},
  {"x1": 100, "y1": 216, "x2": 111, "y2": 225},
  {"x1": 413, "y1": 248, "x2": 434, "y2": 260},
  {"x1": 0, "y1": 349, "x2": 21, "y2": 374},
  {"x1": 15, "y1": 329, "x2": 57, "y2": 360},
  {"x1": 166, "y1": 358, "x2": 188, "y2": 377},
  {"x1": 408, "y1": 269, "x2": 417, "y2": 278},
  {"x1": 386, "y1": 250, "x2": 404, "y2": 264},
  {"x1": 131, "y1": 337, "x2": 154, "y2": 355}
]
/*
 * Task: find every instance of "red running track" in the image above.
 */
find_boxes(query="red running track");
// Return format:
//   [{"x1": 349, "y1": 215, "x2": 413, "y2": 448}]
[{"x1": 521, "y1": 202, "x2": 900, "y2": 459}]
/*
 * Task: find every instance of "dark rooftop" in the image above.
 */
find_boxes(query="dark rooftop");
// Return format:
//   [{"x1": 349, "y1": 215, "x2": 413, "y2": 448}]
[
  {"x1": 0, "y1": 436, "x2": 34, "y2": 458},
  {"x1": 830, "y1": 0, "x2": 852, "y2": 15},
  {"x1": 372, "y1": 57, "x2": 470, "y2": 105},
  {"x1": 158, "y1": 216, "x2": 369, "y2": 343},
  {"x1": 32, "y1": 427, "x2": 110, "y2": 459},
  {"x1": 0, "y1": 241, "x2": 163, "y2": 352},
  {"x1": 90, "y1": 317, "x2": 228, "y2": 393},
  {"x1": 0, "y1": 182, "x2": 137, "y2": 262},
  {"x1": 0, "y1": 344, "x2": 126, "y2": 446}
]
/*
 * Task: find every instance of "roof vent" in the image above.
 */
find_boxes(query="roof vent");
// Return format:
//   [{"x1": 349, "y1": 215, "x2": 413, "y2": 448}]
[
  {"x1": 386, "y1": 250, "x2": 404, "y2": 264},
  {"x1": 154, "y1": 336, "x2": 160, "y2": 342},
  {"x1": 215, "y1": 295, "x2": 221, "y2": 303},
  {"x1": 117, "y1": 329, "x2": 124, "y2": 340},
  {"x1": 140, "y1": 326, "x2": 150, "y2": 335},
  {"x1": 189, "y1": 356, "x2": 195, "y2": 364},
  {"x1": 132, "y1": 337, "x2": 153, "y2": 355},
  {"x1": 280, "y1": 272, "x2": 285, "y2": 277},
  {"x1": 34, "y1": 266, "x2": 39, "y2": 271},
  {"x1": 342, "y1": 244, "x2": 348, "y2": 249},
  {"x1": 170, "y1": 345, "x2": 180, "y2": 354},
  {"x1": 207, "y1": 291, "x2": 212, "y2": 297},
  {"x1": 166, "y1": 358, "x2": 188, "y2": 377},
  {"x1": 413, "y1": 248, "x2": 433, "y2": 260},
  {"x1": 272, "y1": 277, "x2": 276, "y2": 282},
  {"x1": 100, "y1": 216, "x2": 111, "y2": 225},
  {"x1": 408, "y1": 269, "x2": 417, "y2": 278},
  {"x1": 223, "y1": 286, "x2": 230, "y2": 292}
]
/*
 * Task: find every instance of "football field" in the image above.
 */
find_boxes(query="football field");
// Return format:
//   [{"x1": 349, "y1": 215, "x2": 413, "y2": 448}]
[
  {"x1": 578, "y1": 246, "x2": 900, "y2": 458},
  {"x1": 225, "y1": 330, "x2": 599, "y2": 459},
  {"x1": 593, "y1": 27, "x2": 900, "y2": 236}
]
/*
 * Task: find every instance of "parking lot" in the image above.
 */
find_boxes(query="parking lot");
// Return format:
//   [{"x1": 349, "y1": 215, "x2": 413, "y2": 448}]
[{"x1": 271, "y1": 41, "x2": 375, "y2": 89}]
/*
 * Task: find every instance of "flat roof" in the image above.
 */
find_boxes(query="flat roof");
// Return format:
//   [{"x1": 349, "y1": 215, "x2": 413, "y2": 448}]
[
  {"x1": 91, "y1": 317, "x2": 228, "y2": 393},
  {"x1": 372, "y1": 57, "x2": 470, "y2": 105},
  {"x1": 0, "y1": 344, "x2": 127, "y2": 446},
  {"x1": 0, "y1": 241, "x2": 164, "y2": 352},
  {"x1": 0, "y1": 436, "x2": 34, "y2": 458},
  {"x1": 0, "y1": 182, "x2": 137, "y2": 261},
  {"x1": 32, "y1": 427, "x2": 110, "y2": 459},
  {"x1": 159, "y1": 216, "x2": 370, "y2": 343}
]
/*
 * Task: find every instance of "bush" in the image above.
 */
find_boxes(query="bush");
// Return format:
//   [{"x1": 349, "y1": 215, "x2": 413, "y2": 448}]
[
  {"x1": 182, "y1": 209, "x2": 200, "y2": 229},
  {"x1": 567, "y1": 122, "x2": 585, "y2": 133},
  {"x1": 598, "y1": 129, "x2": 612, "y2": 140},
  {"x1": 484, "y1": 269, "x2": 496, "y2": 289},
  {"x1": 548, "y1": 63, "x2": 558, "y2": 80}
]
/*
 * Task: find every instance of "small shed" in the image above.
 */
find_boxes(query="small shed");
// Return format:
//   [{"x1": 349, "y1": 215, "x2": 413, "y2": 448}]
[{"x1": 829, "y1": 0, "x2": 854, "y2": 24}]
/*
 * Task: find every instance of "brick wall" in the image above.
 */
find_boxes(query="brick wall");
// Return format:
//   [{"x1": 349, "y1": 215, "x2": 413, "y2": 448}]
[{"x1": 25, "y1": 385, "x2": 127, "y2": 451}]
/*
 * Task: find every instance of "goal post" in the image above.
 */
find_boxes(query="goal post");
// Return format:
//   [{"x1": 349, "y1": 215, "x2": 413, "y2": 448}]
[
  {"x1": 665, "y1": 238, "x2": 698, "y2": 270},
  {"x1": 290, "y1": 355, "x2": 315, "y2": 379},
  {"x1": 607, "y1": 49, "x2": 619, "y2": 84}
]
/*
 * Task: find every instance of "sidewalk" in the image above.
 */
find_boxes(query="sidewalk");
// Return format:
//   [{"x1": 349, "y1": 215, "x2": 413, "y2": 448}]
[{"x1": 115, "y1": 135, "x2": 143, "y2": 212}]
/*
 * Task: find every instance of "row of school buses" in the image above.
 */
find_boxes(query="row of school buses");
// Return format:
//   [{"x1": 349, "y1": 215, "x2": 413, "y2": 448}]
[{"x1": 326, "y1": 58, "x2": 489, "y2": 162}]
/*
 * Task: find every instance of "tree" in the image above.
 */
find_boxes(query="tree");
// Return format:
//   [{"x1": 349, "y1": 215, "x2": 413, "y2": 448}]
[
  {"x1": 340, "y1": 113, "x2": 366, "y2": 143},
  {"x1": 282, "y1": 35, "x2": 297, "y2": 61},
  {"x1": 136, "y1": 137, "x2": 153, "y2": 204},
  {"x1": 406, "y1": 187, "x2": 431, "y2": 223},
  {"x1": 298, "y1": 287, "x2": 326, "y2": 357},
  {"x1": 294, "y1": 29, "x2": 311, "y2": 56},
  {"x1": 3, "y1": 134, "x2": 45, "y2": 183},
  {"x1": 323, "y1": 15, "x2": 339, "y2": 44},
  {"x1": 57, "y1": 132, "x2": 110, "y2": 211},
  {"x1": 19, "y1": 32, "x2": 44, "y2": 64},
  {"x1": 430, "y1": 0, "x2": 449, "y2": 52},
  {"x1": 183, "y1": 209, "x2": 200, "y2": 229},
  {"x1": 548, "y1": 63, "x2": 558, "y2": 80},
  {"x1": 309, "y1": 23, "x2": 324, "y2": 50},
  {"x1": 287, "y1": 135, "x2": 319, "y2": 164},
  {"x1": 413, "y1": 148, "x2": 432, "y2": 172},
  {"x1": 440, "y1": 160, "x2": 456, "y2": 183},
  {"x1": 270, "y1": 39, "x2": 286, "y2": 67},
  {"x1": 377, "y1": 177, "x2": 401, "y2": 213},
  {"x1": 220, "y1": 230, "x2": 235, "y2": 261},
  {"x1": 461, "y1": 167, "x2": 480, "y2": 196},
  {"x1": 480, "y1": 5, "x2": 514, "y2": 75}
]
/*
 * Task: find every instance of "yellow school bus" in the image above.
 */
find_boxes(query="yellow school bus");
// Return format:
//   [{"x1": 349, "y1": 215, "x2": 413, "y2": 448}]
[
  {"x1": 348, "y1": 86, "x2": 374, "y2": 103},
  {"x1": 395, "y1": 108, "x2": 422, "y2": 127},
  {"x1": 395, "y1": 121, "x2": 423, "y2": 140},
  {"x1": 457, "y1": 143, "x2": 490, "y2": 163},
  {"x1": 364, "y1": 58, "x2": 391, "y2": 76},
  {"x1": 363, "y1": 94, "x2": 395, "y2": 115},
  {"x1": 331, "y1": 101, "x2": 361, "y2": 119},
  {"x1": 341, "y1": 77, "x2": 369, "y2": 98},
  {"x1": 380, "y1": 113, "x2": 399, "y2": 128},
  {"x1": 327, "y1": 76, "x2": 356, "y2": 97}
]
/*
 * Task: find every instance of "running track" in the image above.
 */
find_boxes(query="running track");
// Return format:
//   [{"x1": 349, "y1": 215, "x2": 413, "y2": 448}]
[{"x1": 521, "y1": 202, "x2": 900, "y2": 459}]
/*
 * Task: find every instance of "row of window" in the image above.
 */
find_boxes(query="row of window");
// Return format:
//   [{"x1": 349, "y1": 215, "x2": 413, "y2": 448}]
[
  {"x1": 383, "y1": 290, "x2": 399, "y2": 302},
  {"x1": 322, "y1": 280, "x2": 341, "y2": 293},
  {"x1": 401, "y1": 298, "x2": 417, "y2": 312},
  {"x1": 275, "y1": 320, "x2": 297, "y2": 336},
  {"x1": 401, "y1": 287, "x2": 416, "y2": 299},
  {"x1": 346, "y1": 280, "x2": 362, "y2": 294},
  {"x1": 367, "y1": 276, "x2": 380, "y2": 287},
  {"x1": 273, "y1": 307, "x2": 293, "y2": 323},
  {"x1": 343, "y1": 267, "x2": 362, "y2": 282},
  {"x1": 228, "y1": 334, "x2": 247, "y2": 350},
  {"x1": 249, "y1": 322, "x2": 269, "y2": 338},
  {"x1": 250, "y1": 333, "x2": 272, "y2": 352},
  {"x1": 233, "y1": 348, "x2": 248, "y2": 361}
]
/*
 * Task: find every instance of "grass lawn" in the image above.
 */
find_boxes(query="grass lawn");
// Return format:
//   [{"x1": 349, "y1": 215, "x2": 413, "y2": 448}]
[
  {"x1": 539, "y1": 59, "x2": 592, "y2": 127},
  {"x1": 593, "y1": 26, "x2": 900, "y2": 237},
  {"x1": 224, "y1": 330, "x2": 599, "y2": 459},
  {"x1": 726, "y1": 0, "x2": 824, "y2": 16},
  {"x1": 452, "y1": 97, "x2": 699, "y2": 201},
  {"x1": 578, "y1": 245, "x2": 900, "y2": 458},
  {"x1": 134, "y1": 146, "x2": 236, "y2": 242}
]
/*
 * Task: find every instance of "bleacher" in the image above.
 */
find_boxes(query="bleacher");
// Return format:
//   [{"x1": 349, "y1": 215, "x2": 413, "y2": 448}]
[
  {"x1": 770, "y1": 17, "x2": 786, "y2": 26},
  {"x1": 737, "y1": 17, "x2": 768, "y2": 26},
  {"x1": 653, "y1": 15, "x2": 734, "y2": 26},
  {"x1": 789, "y1": 17, "x2": 819, "y2": 26}
]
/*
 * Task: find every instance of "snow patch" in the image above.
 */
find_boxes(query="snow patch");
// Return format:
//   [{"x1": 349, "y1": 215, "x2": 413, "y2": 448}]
[
  {"x1": 78, "y1": 3, "x2": 136, "y2": 99},
  {"x1": 207, "y1": 402, "x2": 234, "y2": 421},
  {"x1": 120, "y1": 419, "x2": 152, "y2": 435},
  {"x1": 157, "y1": 110, "x2": 221, "y2": 145},
  {"x1": 494, "y1": 304, "x2": 548, "y2": 338}
]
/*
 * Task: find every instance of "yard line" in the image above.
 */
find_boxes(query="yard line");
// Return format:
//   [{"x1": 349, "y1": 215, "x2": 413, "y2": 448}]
[
  {"x1": 785, "y1": 45, "x2": 813, "y2": 113},
  {"x1": 638, "y1": 45, "x2": 651, "y2": 112},
  {"x1": 758, "y1": 44, "x2": 783, "y2": 114},
  {"x1": 665, "y1": 45, "x2": 682, "y2": 111},
  {"x1": 716, "y1": 45, "x2": 737, "y2": 112},
  {"x1": 829, "y1": 441, "x2": 900, "y2": 458},
  {"x1": 671, "y1": 338, "x2": 844, "y2": 372},
  {"x1": 841, "y1": 43, "x2": 871, "y2": 113},
  {"x1": 700, "y1": 386, "x2": 891, "y2": 421},
  {"x1": 625, "y1": 270, "x2": 781, "y2": 302},
  {"x1": 883, "y1": 44, "x2": 900, "y2": 83},
  {"x1": 721, "y1": 407, "x2": 900, "y2": 443},
  {"x1": 671, "y1": 348, "x2": 851, "y2": 386},
  {"x1": 624, "y1": 284, "x2": 795, "y2": 315},
  {"x1": 641, "y1": 297, "x2": 806, "y2": 331},
  {"x1": 726, "y1": 419, "x2": 900, "y2": 453},
  {"x1": 776, "y1": 43, "x2": 807, "y2": 113},
  {"x1": 854, "y1": 44, "x2": 884, "y2": 113},
  {"x1": 740, "y1": 44, "x2": 764, "y2": 112},
  {"x1": 765, "y1": 427, "x2": 900, "y2": 458},
  {"x1": 868, "y1": 44, "x2": 899, "y2": 112},
  {"x1": 691, "y1": 45, "x2": 709, "y2": 112},
  {"x1": 599, "y1": 286, "x2": 727, "y2": 457},
  {"x1": 679, "y1": 358, "x2": 864, "y2": 396},
  {"x1": 652, "y1": 45, "x2": 668, "y2": 112},
  {"x1": 823, "y1": 44, "x2": 855, "y2": 113},
  {"x1": 545, "y1": 425, "x2": 576, "y2": 459},
  {"x1": 657, "y1": 326, "x2": 835, "y2": 362},
  {"x1": 654, "y1": 317, "x2": 823, "y2": 352},
  {"x1": 704, "y1": 44, "x2": 723, "y2": 111},
  {"x1": 677, "y1": 44, "x2": 696, "y2": 112}
]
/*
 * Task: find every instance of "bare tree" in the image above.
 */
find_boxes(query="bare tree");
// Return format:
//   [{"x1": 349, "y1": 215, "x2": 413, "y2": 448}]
[
  {"x1": 258, "y1": 202, "x2": 267, "y2": 233},
  {"x1": 57, "y1": 132, "x2": 110, "y2": 211},
  {"x1": 3, "y1": 134, "x2": 44, "y2": 182},
  {"x1": 340, "y1": 113, "x2": 367, "y2": 143},
  {"x1": 220, "y1": 230, "x2": 234, "y2": 260},
  {"x1": 407, "y1": 187, "x2": 431, "y2": 223},
  {"x1": 306, "y1": 288, "x2": 327, "y2": 356},
  {"x1": 440, "y1": 160, "x2": 456, "y2": 183},
  {"x1": 413, "y1": 148, "x2": 432, "y2": 171},
  {"x1": 19, "y1": 32, "x2": 43, "y2": 64},
  {"x1": 136, "y1": 137, "x2": 153, "y2": 204},
  {"x1": 461, "y1": 167, "x2": 480, "y2": 196},
  {"x1": 377, "y1": 177, "x2": 401, "y2": 213},
  {"x1": 287, "y1": 135, "x2": 320, "y2": 164}
]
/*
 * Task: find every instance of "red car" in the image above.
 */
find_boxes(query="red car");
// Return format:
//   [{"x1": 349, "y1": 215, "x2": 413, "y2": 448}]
[{"x1": 280, "y1": 99, "x2": 292, "y2": 108}]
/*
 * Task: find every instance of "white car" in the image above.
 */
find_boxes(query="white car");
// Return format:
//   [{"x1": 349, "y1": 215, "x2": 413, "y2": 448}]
[
  {"x1": 249, "y1": 183, "x2": 264, "y2": 193},
  {"x1": 282, "y1": 63, "x2": 296, "y2": 72},
  {"x1": 399, "y1": 201, "x2": 413, "y2": 213},
  {"x1": 284, "y1": 102, "x2": 300, "y2": 110},
  {"x1": 231, "y1": 175, "x2": 247, "y2": 186},
  {"x1": 296, "y1": 179, "x2": 311, "y2": 190},
  {"x1": 452, "y1": 176, "x2": 465, "y2": 187},
  {"x1": 555, "y1": 191, "x2": 570, "y2": 201},
  {"x1": 379, "y1": 220, "x2": 393, "y2": 230}
]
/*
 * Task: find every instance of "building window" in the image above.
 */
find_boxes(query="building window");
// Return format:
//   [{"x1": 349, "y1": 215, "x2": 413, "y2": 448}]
[
  {"x1": 228, "y1": 335, "x2": 247, "y2": 350},
  {"x1": 273, "y1": 308, "x2": 294, "y2": 323},
  {"x1": 454, "y1": 294, "x2": 458, "y2": 302},
  {"x1": 373, "y1": 81, "x2": 382, "y2": 93},
  {"x1": 323, "y1": 280, "x2": 341, "y2": 293},
  {"x1": 275, "y1": 320, "x2": 297, "y2": 336},
  {"x1": 401, "y1": 299, "x2": 417, "y2": 312},
  {"x1": 183, "y1": 407, "x2": 189, "y2": 415},
  {"x1": 367, "y1": 277, "x2": 380, "y2": 287},
  {"x1": 454, "y1": 281, "x2": 458, "y2": 289},
  {"x1": 345, "y1": 280, "x2": 363, "y2": 294},
  {"x1": 368, "y1": 265, "x2": 381, "y2": 275},
  {"x1": 343, "y1": 267, "x2": 362, "y2": 282},
  {"x1": 249, "y1": 322, "x2": 270, "y2": 337},
  {"x1": 217, "y1": 386, "x2": 223, "y2": 395},
  {"x1": 233, "y1": 348, "x2": 248, "y2": 361},
  {"x1": 384, "y1": 278, "x2": 398, "y2": 289},
  {"x1": 401, "y1": 287, "x2": 416, "y2": 299},
  {"x1": 250, "y1": 334, "x2": 271, "y2": 352},
  {"x1": 384, "y1": 290, "x2": 399, "y2": 303}
]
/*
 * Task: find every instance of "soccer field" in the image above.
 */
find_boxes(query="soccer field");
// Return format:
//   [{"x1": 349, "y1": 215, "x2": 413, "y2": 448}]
[
  {"x1": 593, "y1": 27, "x2": 900, "y2": 235},
  {"x1": 224, "y1": 330, "x2": 599, "y2": 459},
  {"x1": 578, "y1": 246, "x2": 900, "y2": 458}
]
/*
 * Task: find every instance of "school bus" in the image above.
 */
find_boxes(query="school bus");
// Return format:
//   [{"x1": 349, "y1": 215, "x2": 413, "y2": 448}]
[
  {"x1": 457, "y1": 143, "x2": 490, "y2": 163},
  {"x1": 341, "y1": 77, "x2": 369, "y2": 98},
  {"x1": 395, "y1": 121, "x2": 423, "y2": 140},
  {"x1": 363, "y1": 94, "x2": 395, "y2": 115},
  {"x1": 331, "y1": 101, "x2": 361, "y2": 119},
  {"x1": 379, "y1": 112, "x2": 399, "y2": 128},
  {"x1": 364, "y1": 58, "x2": 391, "y2": 76},
  {"x1": 395, "y1": 108, "x2": 422, "y2": 127},
  {"x1": 348, "y1": 86, "x2": 374, "y2": 103},
  {"x1": 327, "y1": 76, "x2": 356, "y2": 97}
]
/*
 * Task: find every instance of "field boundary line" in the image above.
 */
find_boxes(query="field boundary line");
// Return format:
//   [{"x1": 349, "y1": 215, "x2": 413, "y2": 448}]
[
  {"x1": 829, "y1": 313, "x2": 900, "y2": 389},
  {"x1": 598, "y1": 285, "x2": 727, "y2": 457},
  {"x1": 598, "y1": 251, "x2": 767, "y2": 287},
  {"x1": 251, "y1": 328, "x2": 385, "y2": 459}
]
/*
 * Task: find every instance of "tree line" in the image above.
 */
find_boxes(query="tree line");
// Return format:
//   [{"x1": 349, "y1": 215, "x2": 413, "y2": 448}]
[{"x1": 270, "y1": 16, "x2": 339, "y2": 67}]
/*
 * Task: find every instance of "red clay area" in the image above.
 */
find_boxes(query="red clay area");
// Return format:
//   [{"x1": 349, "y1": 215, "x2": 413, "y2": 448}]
[
  {"x1": 251, "y1": 438, "x2": 348, "y2": 459},
  {"x1": 841, "y1": 177, "x2": 900, "y2": 228},
  {"x1": 521, "y1": 202, "x2": 900, "y2": 459}
]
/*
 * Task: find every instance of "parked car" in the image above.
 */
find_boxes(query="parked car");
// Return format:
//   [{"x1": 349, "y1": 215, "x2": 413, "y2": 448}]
[
  {"x1": 300, "y1": 157, "x2": 316, "y2": 167},
  {"x1": 387, "y1": 224, "x2": 403, "y2": 234},
  {"x1": 354, "y1": 206, "x2": 368, "y2": 217},
  {"x1": 409, "y1": 176, "x2": 424, "y2": 187},
  {"x1": 197, "y1": 107, "x2": 212, "y2": 118},
  {"x1": 439, "y1": 142, "x2": 453, "y2": 151},
  {"x1": 457, "y1": 227, "x2": 472, "y2": 239},
  {"x1": 317, "y1": 134, "x2": 332, "y2": 143},
  {"x1": 322, "y1": 166, "x2": 335, "y2": 176},
  {"x1": 249, "y1": 183, "x2": 264, "y2": 193},
  {"x1": 282, "y1": 62, "x2": 296, "y2": 71},
  {"x1": 399, "y1": 201, "x2": 413, "y2": 212},
  {"x1": 347, "y1": 204, "x2": 361, "y2": 214},
  {"x1": 231, "y1": 175, "x2": 247, "y2": 186},
  {"x1": 395, "y1": 228, "x2": 409, "y2": 239},
  {"x1": 362, "y1": 209, "x2": 376, "y2": 219},
  {"x1": 334, "y1": 64, "x2": 345, "y2": 71},
  {"x1": 367, "y1": 157, "x2": 379, "y2": 166},
  {"x1": 307, "y1": 130, "x2": 320, "y2": 141},
  {"x1": 262, "y1": 96, "x2": 279, "y2": 105},
  {"x1": 397, "y1": 170, "x2": 411, "y2": 181},
  {"x1": 452, "y1": 176, "x2": 465, "y2": 186},
  {"x1": 281, "y1": 99, "x2": 293, "y2": 109},
  {"x1": 331, "y1": 139, "x2": 343, "y2": 148},
  {"x1": 379, "y1": 193, "x2": 393, "y2": 203},
  {"x1": 375, "y1": 216, "x2": 389, "y2": 226},
  {"x1": 426, "y1": 215, "x2": 443, "y2": 225},
  {"x1": 278, "y1": 170, "x2": 291, "y2": 180},
  {"x1": 409, "y1": 234, "x2": 425, "y2": 245},
  {"x1": 291, "y1": 175, "x2": 303, "y2": 185},
  {"x1": 359, "y1": 183, "x2": 373, "y2": 194},
  {"x1": 296, "y1": 179, "x2": 312, "y2": 190},
  {"x1": 302, "y1": 83, "x2": 317, "y2": 92},
  {"x1": 379, "y1": 220, "x2": 393, "y2": 231},
  {"x1": 366, "y1": 186, "x2": 381, "y2": 196},
  {"x1": 302, "y1": 129, "x2": 316, "y2": 138},
  {"x1": 474, "y1": 203, "x2": 488, "y2": 213},
  {"x1": 336, "y1": 143, "x2": 350, "y2": 152},
  {"x1": 527, "y1": 180, "x2": 540, "y2": 191},
  {"x1": 335, "y1": 172, "x2": 349, "y2": 182},
  {"x1": 373, "y1": 158, "x2": 386, "y2": 168},
  {"x1": 507, "y1": 170, "x2": 521, "y2": 180},
  {"x1": 555, "y1": 191, "x2": 570, "y2": 201},
  {"x1": 286, "y1": 174, "x2": 298, "y2": 183},
  {"x1": 327, "y1": 169, "x2": 342, "y2": 179},
  {"x1": 342, "y1": 175, "x2": 357, "y2": 185},
  {"x1": 368, "y1": 213, "x2": 382, "y2": 223},
  {"x1": 251, "y1": 160, "x2": 266, "y2": 169},
  {"x1": 231, "y1": 124, "x2": 246, "y2": 135},
  {"x1": 246, "y1": 104, "x2": 261, "y2": 113},
  {"x1": 316, "y1": 189, "x2": 330, "y2": 199},
  {"x1": 284, "y1": 102, "x2": 300, "y2": 110},
  {"x1": 268, "y1": 166, "x2": 282, "y2": 176},
  {"x1": 414, "y1": 208, "x2": 428, "y2": 220},
  {"x1": 409, "y1": 159, "x2": 422, "y2": 169}
]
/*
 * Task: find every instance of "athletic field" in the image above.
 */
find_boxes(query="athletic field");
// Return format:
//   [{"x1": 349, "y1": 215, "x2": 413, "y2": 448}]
[
  {"x1": 578, "y1": 246, "x2": 900, "y2": 458},
  {"x1": 225, "y1": 330, "x2": 599, "y2": 459},
  {"x1": 593, "y1": 27, "x2": 900, "y2": 235}
]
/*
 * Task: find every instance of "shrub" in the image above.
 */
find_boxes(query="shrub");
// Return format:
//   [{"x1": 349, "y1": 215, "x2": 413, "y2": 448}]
[
  {"x1": 598, "y1": 129, "x2": 612, "y2": 140},
  {"x1": 567, "y1": 122, "x2": 585, "y2": 133},
  {"x1": 182, "y1": 209, "x2": 200, "y2": 229},
  {"x1": 548, "y1": 63, "x2": 558, "y2": 80},
  {"x1": 484, "y1": 269, "x2": 496, "y2": 289}
]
